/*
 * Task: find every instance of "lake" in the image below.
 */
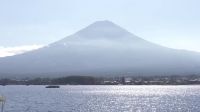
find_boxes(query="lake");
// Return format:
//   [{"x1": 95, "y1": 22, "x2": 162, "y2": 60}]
[{"x1": 0, "y1": 85, "x2": 200, "y2": 112}]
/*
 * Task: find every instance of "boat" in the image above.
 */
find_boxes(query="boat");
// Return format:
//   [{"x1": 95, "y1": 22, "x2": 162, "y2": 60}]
[{"x1": 45, "y1": 85, "x2": 60, "y2": 88}]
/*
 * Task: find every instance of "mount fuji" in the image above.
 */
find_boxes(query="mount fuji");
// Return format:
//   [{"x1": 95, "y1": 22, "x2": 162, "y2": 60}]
[{"x1": 1, "y1": 20, "x2": 200, "y2": 78}]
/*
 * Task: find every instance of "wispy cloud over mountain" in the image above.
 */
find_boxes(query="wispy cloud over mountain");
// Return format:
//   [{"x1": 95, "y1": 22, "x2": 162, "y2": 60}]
[{"x1": 0, "y1": 45, "x2": 43, "y2": 57}]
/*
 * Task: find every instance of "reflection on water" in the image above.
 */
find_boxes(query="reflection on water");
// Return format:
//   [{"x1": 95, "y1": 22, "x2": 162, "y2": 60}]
[{"x1": 0, "y1": 85, "x2": 200, "y2": 112}]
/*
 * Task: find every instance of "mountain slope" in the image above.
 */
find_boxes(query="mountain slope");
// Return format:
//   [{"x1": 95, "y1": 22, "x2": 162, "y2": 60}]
[{"x1": 1, "y1": 20, "x2": 200, "y2": 78}]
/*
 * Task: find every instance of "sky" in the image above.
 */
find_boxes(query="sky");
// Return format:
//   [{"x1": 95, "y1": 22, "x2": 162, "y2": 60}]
[{"x1": 0, "y1": 0, "x2": 200, "y2": 57}]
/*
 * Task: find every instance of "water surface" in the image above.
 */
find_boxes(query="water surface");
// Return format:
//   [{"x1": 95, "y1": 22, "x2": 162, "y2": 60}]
[{"x1": 0, "y1": 85, "x2": 200, "y2": 112}]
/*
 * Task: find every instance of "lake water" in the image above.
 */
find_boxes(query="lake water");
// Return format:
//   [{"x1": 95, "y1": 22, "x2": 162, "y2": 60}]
[{"x1": 0, "y1": 85, "x2": 200, "y2": 112}]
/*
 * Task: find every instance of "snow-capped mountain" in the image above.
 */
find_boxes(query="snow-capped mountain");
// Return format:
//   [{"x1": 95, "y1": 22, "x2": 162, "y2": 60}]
[{"x1": 1, "y1": 20, "x2": 200, "y2": 78}]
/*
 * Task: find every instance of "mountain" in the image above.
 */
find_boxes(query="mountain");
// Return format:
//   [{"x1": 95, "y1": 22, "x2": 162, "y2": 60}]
[{"x1": 1, "y1": 20, "x2": 200, "y2": 78}]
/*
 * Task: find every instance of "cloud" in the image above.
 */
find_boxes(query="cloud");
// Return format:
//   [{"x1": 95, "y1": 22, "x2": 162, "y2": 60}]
[{"x1": 0, "y1": 45, "x2": 44, "y2": 57}]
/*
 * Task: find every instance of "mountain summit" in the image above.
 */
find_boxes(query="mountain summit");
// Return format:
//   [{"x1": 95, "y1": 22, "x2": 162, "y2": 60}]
[
  {"x1": 54, "y1": 20, "x2": 155, "y2": 48},
  {"x1": 0, "y1": 21, "x2": 200, "y2": 78},
  {"x1": 75, "y1": 20, "x2": 134, "y2": 39}
]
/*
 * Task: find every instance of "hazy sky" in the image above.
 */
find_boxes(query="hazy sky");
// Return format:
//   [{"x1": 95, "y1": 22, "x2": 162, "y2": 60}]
[{"x1": 0, "y1": 0, "x2": 200, "y2": 56}]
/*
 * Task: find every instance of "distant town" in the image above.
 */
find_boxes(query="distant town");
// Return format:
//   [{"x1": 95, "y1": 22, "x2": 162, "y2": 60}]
[{"x1": 1, "y1": 75, "x2": 200, "y2": 85}]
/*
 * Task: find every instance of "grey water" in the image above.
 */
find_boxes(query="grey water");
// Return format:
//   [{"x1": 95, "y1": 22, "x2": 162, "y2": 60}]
[{"x1": 0, "y1": 85, "x2": 200, "y2": 112}]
